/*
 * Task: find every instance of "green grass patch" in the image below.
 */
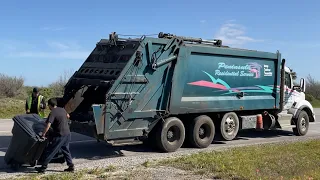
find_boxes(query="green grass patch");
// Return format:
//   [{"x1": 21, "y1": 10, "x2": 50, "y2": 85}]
[
  {"x1": 0, "y1": 98, "x2": 25, "y2": 119},
  {"x1": 14, "y1": 166, "x2": 119, "y2": 180},
  {"x1": 310, "y1": 99, "x2": 320, "y2": 108},
  {"x1": 17, "y1": 171, "x2": 87, "y2": 180},
  {"x1": 0, "y1": 98, "x2": 50, "y2": 119},
  {"x1": 158, "y1": 139, "x2": 320, "y2": 180}
]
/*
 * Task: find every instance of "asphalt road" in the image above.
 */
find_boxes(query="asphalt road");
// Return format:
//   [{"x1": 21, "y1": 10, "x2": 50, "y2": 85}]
[{"x1": 0, "y1": 109, "x2": 320, "y2": 175}]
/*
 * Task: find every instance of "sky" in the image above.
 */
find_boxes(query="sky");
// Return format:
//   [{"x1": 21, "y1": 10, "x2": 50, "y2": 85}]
[{"x1": 0, "y1": 0, "x2": 319, "y2": 86}]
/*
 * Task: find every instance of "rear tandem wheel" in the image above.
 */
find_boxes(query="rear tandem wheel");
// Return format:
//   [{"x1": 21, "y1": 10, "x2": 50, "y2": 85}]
[
  {"x1": 155, "y1": 117, "x2": 185, "y2": 152},
  {"x1": 186, "y1": 115, "x2": 215, "y2": 148}
]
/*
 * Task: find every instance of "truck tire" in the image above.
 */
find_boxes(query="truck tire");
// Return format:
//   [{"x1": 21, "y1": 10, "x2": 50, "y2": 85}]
[
  {"x1": 187, "y1": 115, "x2": 215, "y2": 148},
  {"x1": 156, "y1": 117, "x2": 185, "y2": 152},
  {"x1": 292, "y1": 110, "x2": 309, "y2": 136},
  {"x1": 218, "y1": 112, "x2": 240, "y2": 141}
]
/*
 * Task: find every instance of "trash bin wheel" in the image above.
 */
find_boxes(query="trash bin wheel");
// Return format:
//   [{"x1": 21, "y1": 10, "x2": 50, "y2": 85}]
[
  {"x1": 10, "y1": 163, "x2": 21, "y2": 171},
  {"x1": 30, "y1": 160, "x2": 37, "y2": 167}
]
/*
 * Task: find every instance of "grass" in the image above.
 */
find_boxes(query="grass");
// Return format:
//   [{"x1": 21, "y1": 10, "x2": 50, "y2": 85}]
[
  {"x1": 310, "y1": 99, "x2": 320, "y2": 108},
  {"x1": 14, "y1": 165, "x2": 119, "y2": 180},
  {"x1": 158, "y1": 139, "x2": 320, "y2": 180},
  {"x1": 0, "y1": 98, "x2": 25, "y2": 119},
  {"x1": 0, "y1": 98, "x2": 50, "y2": 119}
]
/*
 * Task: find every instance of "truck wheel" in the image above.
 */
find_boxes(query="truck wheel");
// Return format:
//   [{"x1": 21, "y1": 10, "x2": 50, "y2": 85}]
[
  {"x1": 187, "y1": 115, "x2": 215, "y2": 148},
  {"x1": 156, "y1": 117, "x2": 185, "y2": 152},
  {"x1": 292, "y1": 110, "x2": 309, "y2": 136},
  {"x1": 218, "y1": 112, "x2": 240, "y2": 141}
]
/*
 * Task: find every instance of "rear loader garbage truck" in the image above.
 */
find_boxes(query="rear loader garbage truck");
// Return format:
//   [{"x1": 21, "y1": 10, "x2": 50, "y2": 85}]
[{"x1": 58, "y1": 32, "x2": 315, "y2": 153}]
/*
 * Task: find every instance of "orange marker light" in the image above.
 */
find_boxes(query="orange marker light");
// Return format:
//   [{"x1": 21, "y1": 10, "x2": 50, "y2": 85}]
[{"x1": 256, "y1": 114, "x2": 263, "y2": 129}]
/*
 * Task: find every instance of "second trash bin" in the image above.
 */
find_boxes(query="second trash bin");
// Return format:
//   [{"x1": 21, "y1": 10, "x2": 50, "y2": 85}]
[{"x1": 4, "y1": 114, "x2": 48, "y2": 170}]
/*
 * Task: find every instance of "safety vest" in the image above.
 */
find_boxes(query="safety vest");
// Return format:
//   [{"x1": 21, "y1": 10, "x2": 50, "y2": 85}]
[{"x1": 27, "y1": 95, "x2": 45, "y2": 118}]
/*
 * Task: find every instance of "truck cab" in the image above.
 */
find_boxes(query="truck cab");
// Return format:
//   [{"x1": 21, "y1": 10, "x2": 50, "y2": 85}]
[{"x1": 278, "y1": 66, "x2": 316, "y2": 132}]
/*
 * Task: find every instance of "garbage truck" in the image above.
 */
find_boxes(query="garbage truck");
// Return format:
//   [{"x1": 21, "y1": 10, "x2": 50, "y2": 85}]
[{"x1": 57, "y1": 32, "x2": 315, "y2": 152}]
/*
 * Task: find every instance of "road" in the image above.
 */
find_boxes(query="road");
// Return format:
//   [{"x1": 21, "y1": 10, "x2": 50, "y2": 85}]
[{"x1": 0, "y1": 109, "x2": 320, "y2": 177}]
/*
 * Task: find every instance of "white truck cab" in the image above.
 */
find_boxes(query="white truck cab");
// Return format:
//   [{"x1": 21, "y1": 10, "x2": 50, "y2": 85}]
[{"x1": 277, "y1": 66, "x2": 316, "y2": 135}]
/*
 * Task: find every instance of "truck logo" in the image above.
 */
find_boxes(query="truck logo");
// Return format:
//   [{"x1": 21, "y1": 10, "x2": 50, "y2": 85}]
[
  {"x1": 248, "y1": 62, "x2": 262, "y2": 78},
  {"x1": 215, "y1": 62, "x2": 262, "y2": 79}
]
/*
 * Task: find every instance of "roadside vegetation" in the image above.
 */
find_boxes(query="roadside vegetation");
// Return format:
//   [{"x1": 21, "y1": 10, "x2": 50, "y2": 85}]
[
  {"x1": 0, "y1": 71, "x2": 320, "y2": 119},
  {"x1": 158, "y1": 139, "x2": 320, "y2": 180},
  {"x1": 0, "y1": 71, "x2": 72, "y2": 119}
]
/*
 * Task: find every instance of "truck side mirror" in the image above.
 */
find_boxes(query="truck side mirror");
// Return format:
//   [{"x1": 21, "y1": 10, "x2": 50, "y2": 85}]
[{"x1": 300, "y1": 78, "x2": 306, "y2": 92}]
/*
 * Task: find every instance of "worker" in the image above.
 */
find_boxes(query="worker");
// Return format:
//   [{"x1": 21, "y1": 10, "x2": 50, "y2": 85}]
[
  {"x1": 35, "y1": 98, "x2": 74, "y2": 173},
  {"x1": 25, "y1": 87, "x2": 46, "y2": 118}
]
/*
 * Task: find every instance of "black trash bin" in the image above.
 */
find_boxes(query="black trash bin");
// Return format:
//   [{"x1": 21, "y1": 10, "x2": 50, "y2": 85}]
[{"x1": 4, "y1": 114, "x2": 48, "y2": 170}]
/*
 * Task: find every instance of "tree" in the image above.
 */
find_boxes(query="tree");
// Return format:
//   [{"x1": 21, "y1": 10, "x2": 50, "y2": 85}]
[
  {"x1": 48, "y1": 70, "x2": 73, "y2": 97},
  {"x1": 291, "y1": 70, "x2": 297, "y2": 81},
  {"x1": 290, "y1": 69, "x2": 299, "y2": 86},
  {"x1": 305, "y1": 74, "x2": 320, "y2": 99}
]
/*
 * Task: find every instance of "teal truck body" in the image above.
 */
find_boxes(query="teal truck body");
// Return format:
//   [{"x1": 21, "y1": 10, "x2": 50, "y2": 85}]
[{"x1": 60, "y1": 32, "x2": 314, "y2": 152}]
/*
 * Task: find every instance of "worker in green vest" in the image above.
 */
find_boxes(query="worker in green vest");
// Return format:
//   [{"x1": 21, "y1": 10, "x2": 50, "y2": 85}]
[{"x1": 25, "y1": 87, "x2": 46, "y2": 118}]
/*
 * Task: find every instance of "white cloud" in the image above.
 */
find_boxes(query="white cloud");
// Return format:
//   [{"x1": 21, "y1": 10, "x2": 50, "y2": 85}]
[
  {"x1": 47, "y1": 41, "x2": 70, "y2": 50},
  {"x1": 200, "y1": 20, "x2": 207, "y2": 23},
  {"x1": 9, "y1": 50, "x2": 90, "y2": 60},
  {"x1": 214, "y1": 21, "x2": 263, "y2": 47},
  {"x1": 41, "y1": 27, "x2": 66, "y2": 31},
  {"x1": 0, "y1": 40, "x2": 35, "y2": 52},
  {"x1": 1, "y1": 40, "x2": 90, "y2": 60}
]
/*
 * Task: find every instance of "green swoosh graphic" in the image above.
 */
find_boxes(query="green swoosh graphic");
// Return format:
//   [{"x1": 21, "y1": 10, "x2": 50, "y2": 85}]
[{"x1": 202, "y1": 70, "x2": 232, "y2": 92}]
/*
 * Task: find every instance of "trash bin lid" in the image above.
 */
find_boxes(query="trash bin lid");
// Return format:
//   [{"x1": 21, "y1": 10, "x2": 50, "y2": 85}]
[{"x1": 12, "y1": 114, "x2": 46, "y2": 138}]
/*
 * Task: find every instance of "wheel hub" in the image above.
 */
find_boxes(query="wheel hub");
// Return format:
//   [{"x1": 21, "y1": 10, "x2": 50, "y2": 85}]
[
  {"x1": 225, "y1": 116, "x2": 236, "y2": 135},
  {"x1": 199, "y1": 127, "x2": 205, "y2": 136},
  {"x1": 167, "y1": 130, "x2": 174, "y2": 139},
  {"x1": 300, "y1": 117, "x2": 307, "y2": 131},
  {"x1": 166, "y1": 126, "x2": 181, "y2": 143}
]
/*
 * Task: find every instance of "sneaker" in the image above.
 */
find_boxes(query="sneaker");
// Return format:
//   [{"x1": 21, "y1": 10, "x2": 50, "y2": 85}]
[
  {"x1": 35, "y1": 166, "x2": 46, "y2": 173},
  {"x1": 64, "y1": 166, "x2": 74, "y2": 172}
]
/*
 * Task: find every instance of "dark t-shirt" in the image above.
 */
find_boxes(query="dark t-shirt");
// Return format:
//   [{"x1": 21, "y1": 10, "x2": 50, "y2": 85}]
[{"x1": 46, "y1": 107, "x2": 70, "y2": 136}]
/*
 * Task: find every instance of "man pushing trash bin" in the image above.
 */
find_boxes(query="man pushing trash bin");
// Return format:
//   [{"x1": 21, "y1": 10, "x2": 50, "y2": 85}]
[{"x1": 35, "y1": 98, "x2": 75, "y2": 173}]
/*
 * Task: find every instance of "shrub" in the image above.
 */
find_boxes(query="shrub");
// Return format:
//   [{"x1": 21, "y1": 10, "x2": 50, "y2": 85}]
[
  {"x1": 305, "y1": 93, "x2": 316, "y2": 102},
  {"x1": 39, "y1": 87, "x2": 54, "y2": 99},
  {"x1": 48, "y1": 70, "x2": 73, "y2": 97},
  {"x1": 0, "y1": 73, "x2": 25, "y2": 98}
]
